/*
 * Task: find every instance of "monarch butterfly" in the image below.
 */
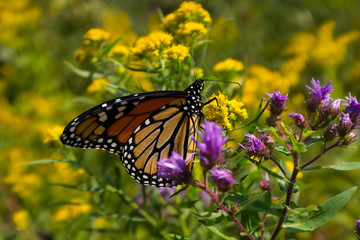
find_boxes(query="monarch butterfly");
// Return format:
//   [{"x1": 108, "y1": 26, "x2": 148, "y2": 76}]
[{"x1": 60, "y1": 79, "x2": 204, "y2": 187}]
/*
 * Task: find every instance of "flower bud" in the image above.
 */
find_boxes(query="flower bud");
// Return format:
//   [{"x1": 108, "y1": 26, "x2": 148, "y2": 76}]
[
  {"x1": 262, "y1": 133, "x2": 276, "y2": 151},
  {"x1": 338, "y1": 112, "x2": 353, "y2": 138},
  {"x1": 288, "y1": 111, "x2": 307, "y2": 129},
  {"x1": 324, "y1": 123, "x2": 338, "y2": 142},
  {"x1": 342, "y1": 132, "x2": 357, "y2": 145},
  {"x1": 209, "y1": 168, "x2": 238, "y2": 192}
]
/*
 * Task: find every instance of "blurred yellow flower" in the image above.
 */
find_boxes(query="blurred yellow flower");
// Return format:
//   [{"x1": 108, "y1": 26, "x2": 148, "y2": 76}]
[
  {"x1": 83, "y1": 28, "x2": 111, "y2": 45},
  {"x1": 108, "y1": 44, "x2": 130, "y2": 58},
  {"x1": 87, "y1": 77, "x2": 110, "y2": 93},
  {"x1": 283, "y1": 20, "x2": 359, "y2": 68},
  {"x1": 163, "y1": 44, "x2": 189, "y2": 61},
  {"x1": 191, "y1": 67, "x2": 204, "y2": 79},
  {"x1": 213, "y1": 58, "x2": 244, "y2": 73},
  {"x1": 74, "y1": 47, "x2": 97, "y2": 63},
  {"x1": 12, "y1": 209, "x2": 30, "y2": 230},
  {"x1": 203, "y1": 92, "x2": 247, "y2": 130},
  {"x1": 271, "y1": 160, "x2": 303, "y2": 179},
  {"x1": 131, "y1": 32, "x2": 174, "y2": 62},
  {"x1": 94, "y1": 216, "x2": 111, "y2": 229},
  {"x1": 42, "y1": 124, "x2": 64, "y2": 144},
  {"x1": 52, "y1": 199, "x2": 92, "y2": 223}
]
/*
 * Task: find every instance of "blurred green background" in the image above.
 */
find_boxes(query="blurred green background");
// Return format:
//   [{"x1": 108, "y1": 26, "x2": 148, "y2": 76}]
[{"x1": 1, "y1": 0, "x2": 360, "y2": 239}]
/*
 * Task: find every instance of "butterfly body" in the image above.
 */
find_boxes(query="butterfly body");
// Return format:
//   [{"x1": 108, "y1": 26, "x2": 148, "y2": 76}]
[{"x1": 61, "y1": 79, "x2": 204, "y2": 187}]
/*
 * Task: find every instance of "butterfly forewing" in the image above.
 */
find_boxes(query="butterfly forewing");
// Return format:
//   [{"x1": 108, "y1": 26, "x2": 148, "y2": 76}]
[{"x1": 60, "y1": 79, "x2": 204, "y2": 187}]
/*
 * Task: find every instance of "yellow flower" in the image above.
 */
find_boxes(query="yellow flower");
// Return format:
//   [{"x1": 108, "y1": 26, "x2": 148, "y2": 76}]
[
  {"x1": 176, "y1": 22, "x2": 208, "y2": 37},
  {"x1": 12, "y1": 209, "x2": 30, "y2": 230},
  {"x1": 213, "y1": 58, "x2": 244, "y2": 73},
  {"x1": 162, "y1": 1, "x2": 211, "y2": 45},
  {"x1": 191, "y1": 67, "x2": 204, "y2": 79},
  {"x1": 282, "y1": 21, "x2": 359, "y2": 68},
  {"x1": 271, "y1": 160, "x2": 303, "y2": 179},
  {"x1": 83, "y1": 28, "x2": 111, "y2": 45},
  {"x1": 163, "y1": 44, "x2": 189, "y2": 61},
  {"x1": 108, "y1": 44, "x2": 129, "y2": 58},
  {"x1": 86, "y1": 78, "x2": 110, "y2": 93},
  {"x1": 52, "y1": 199, "x2": 92, "y2": 223},
  {"x1": 74, "y1": 47, "x2": 97, "y2": 63},
  {"x1": 94, "y1": 217, "x2": 111, "y2": 229},
  {"x1": 42, "y1": 124, "x2": 64, "y2": 144},
  {"x1": 131, "y1": 32, "x2": 174, "y2": 61},
  {"x1": 203, "y1": 92, "x2": 247, "y2": 130}
]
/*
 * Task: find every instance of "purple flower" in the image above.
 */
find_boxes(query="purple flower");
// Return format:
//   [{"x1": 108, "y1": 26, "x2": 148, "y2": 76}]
[
  {"x1": 355, "y1": 217, "x2": 360, "y2": 237},
  {"x1": 157, "y1": 151, "x2": 193, "y2": 185},
  {"x1": 344, "y1": 93, "x2": 360, "y2": 123},
  {"x1": 305, "y1": 78, "x2": 335, "y2": 112},
  {"x1": 241, "y1": 133, "x2": 269, "y2": 158},
  {"x1": 193, "y1": 120, "x2": 228, "y2": 170},
  {"x1": 209, "y1": 168, "x2": 238, "y2": 192},
  {"x1": 338, "y1": 112, "x2": 353, "y2": 138},
  {"x1": 288, "y1": 111, "x2": 307, "y2": 129},
  {"x1": 265, "y1": 91, "x2": 288, "y2": 116}
]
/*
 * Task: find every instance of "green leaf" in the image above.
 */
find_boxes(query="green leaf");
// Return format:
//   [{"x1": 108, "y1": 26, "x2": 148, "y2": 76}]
[
  {"x1": 199, "y1": 220, "x2": 238, "y2": 240},
  {"x1": 22, "y1": 159, "x2": 91, "y2": 174},
  {"x1": 284, "y1": 186, "x2": 357, "y2": 232},
  {"x1": 168, "y1": 233, "x2": 189, "y2": 240},
  {"x1": 49, "y1": 183, "x2": 105, "y2": 193},
  {"x1": 226, "y1": 192, "x2": 281, "y2": 216},
  {"x1": 303, "y1": 162, "x2": 360, "y2": 171},
  {"x1": 64, "y1": 61, "x2": 103, "y2": 78},
  {"x1": 289, "y1": 135, "x2": 307, "y2": 152},
  {"x1": 304, "y1": 135, "x2": 323, "y2": 147},
  {"x1": 266, "y1": 128, "x2": 287, "y2": 149},
  {"x1": 88, "y1": 212, "x2": 145, "y2": 222},
  {"x1": 193, "y1": 211, "x2": 224, "y2": 220}
]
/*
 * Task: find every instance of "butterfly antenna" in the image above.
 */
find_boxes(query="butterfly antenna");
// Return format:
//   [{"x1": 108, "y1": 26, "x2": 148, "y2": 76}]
[
  {"x1": 190, "y1": 50, "x2": 197, "y2": 80},
  {"x1": 203, "y1": 79, "x2": 242, "y2": 88}
]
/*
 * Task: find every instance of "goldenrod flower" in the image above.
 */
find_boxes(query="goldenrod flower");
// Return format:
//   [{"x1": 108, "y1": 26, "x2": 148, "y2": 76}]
[
  {"x1": 108, "y1": 44, "x2": 130, "y2": 58},
  {"x1": 213, "y1": 58, "x2": 244, "y2": 73},
  {"x1": 52, "y1": 199, "x2": 92, "y2": 223},
  {"x1": 163, "y1": 44, "x2": 189, "y2": 61},
  {"x1": 83, "y1": 28, "x2": 111, "y2": 45},
  {"x1": 176, "y1": 22, "x2": 208, "y2": 37},
  {"x1": 283, "y1": 21, "x2": 359, "y2": 68},
  {"x1": 162, "y1": 1, "x2": 211, "y2": 45},
  {"x1": 74, "y1": 47, "x2": 97, "y2": 63},
  {"x1": 87, "y1": 77, "x2": 110, "y2": 93},
  {"x1": 12, "y1": 209, "x2": 30, "y2": 230},
  {"x1": 203, "y1": 92, "x2": 247, "y2": 130},
  {"x1": 42, "y1": 124, "x2": 64, "y2": 144},
  {"x1": 131, "y1": 32, "x2": 174, "y2": 61}
]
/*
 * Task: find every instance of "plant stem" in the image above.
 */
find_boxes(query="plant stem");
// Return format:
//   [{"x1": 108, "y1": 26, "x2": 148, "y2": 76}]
[
  {"x1": 300, "y1": 141, "x2": 339, "y2": 169},
  {"x1": 270, "y1": 153, "x2": 299, "y2": 240},
  {"x1": 276, "y1": 123, "x2": 292, "y2": 152},
  {"x1": 193, "y1": 181, "x2": 257, "y2": 240},
  {"x1": 269, "y1": 156, "x2": 289, "y2": 180},
  {"x1": 260, "y1": 213, "x2": 267, "y2": 240}
]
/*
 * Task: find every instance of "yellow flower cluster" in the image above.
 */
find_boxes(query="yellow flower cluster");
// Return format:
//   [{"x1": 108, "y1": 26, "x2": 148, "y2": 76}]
[
  {"x1": 213, "y1": 58, "x2": 244, "y2": 73},
  {"x1": 108, "y1": 44, "x2": 130, "y2": 58},
  {"x1": 162, "y1": 1, "x2": 212, "y2": 45},
  {"x1": 283, "y1": 20, "x2": 359, "y2": 68},
  {"x1": 83, "y1": 28, "x2": 111, "y2": 45},
  {"x1": 52, "y1": 199, "x2": 92, "y2": 223},
  {"x1": 163, "y1": 44, "x2": 190, "y2": 61},
  {"x1": 131, "y1": 31, "x2": 174, "y2": 61},
  {"x1": 203, "y1": 92, "x2": 248, "y2": 130}
]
